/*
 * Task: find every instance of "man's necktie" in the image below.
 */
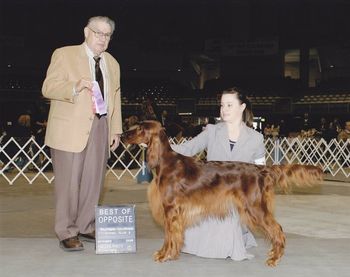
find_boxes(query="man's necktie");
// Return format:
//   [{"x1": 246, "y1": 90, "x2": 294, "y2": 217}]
[{"x1": 94, "y1": 56, "x2": 104, "y2": 99}]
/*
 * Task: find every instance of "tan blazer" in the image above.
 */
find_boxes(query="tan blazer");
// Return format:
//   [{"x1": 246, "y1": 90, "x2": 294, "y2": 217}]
[{"x1": 42, "y1": 44, "x2": 122, "y2": 153}]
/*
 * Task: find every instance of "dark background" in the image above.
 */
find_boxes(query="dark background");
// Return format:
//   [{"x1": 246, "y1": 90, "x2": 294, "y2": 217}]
[
  {"x1": 1, "y1": 0, "x2": 350, "y2": 75},
  {"x1": 1, "y1": 0, "x2": 350, "y2": 133}
]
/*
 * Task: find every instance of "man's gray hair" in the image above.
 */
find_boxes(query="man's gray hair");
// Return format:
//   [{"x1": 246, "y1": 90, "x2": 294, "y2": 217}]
[{"x1": 87, "y1": 16, "x2": 115, "y2": 33}]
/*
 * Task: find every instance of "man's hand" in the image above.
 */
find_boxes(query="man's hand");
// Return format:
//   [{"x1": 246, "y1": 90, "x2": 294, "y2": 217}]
[
  {"x1": 75, "y1": 78, "x2": 96, "y2": 113},
  {"x1": 110, "y1": 134, "x2": 121, "y2": 151},
  {"x1": 75, "y1": 78, "x2": 93, "y2": 93}
]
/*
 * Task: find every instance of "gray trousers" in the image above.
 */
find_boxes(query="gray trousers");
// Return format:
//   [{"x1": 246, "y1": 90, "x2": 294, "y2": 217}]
[{"x1": 51, "y1": 117, "x2": 108, "y2": 241}]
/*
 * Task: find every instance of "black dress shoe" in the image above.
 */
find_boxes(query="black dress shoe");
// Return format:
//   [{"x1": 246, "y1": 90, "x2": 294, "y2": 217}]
[
  {"x1": 79, "y1": 231, "x2": 95, "y2": 243},
  {"x1": 59, "y1": 236, "x2": 84, "y2": 252}
]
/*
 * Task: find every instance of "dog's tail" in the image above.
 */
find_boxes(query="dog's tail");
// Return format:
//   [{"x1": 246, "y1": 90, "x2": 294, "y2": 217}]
[{"x1": 268, "y1": 164, "x2": 323, "y2": 192}]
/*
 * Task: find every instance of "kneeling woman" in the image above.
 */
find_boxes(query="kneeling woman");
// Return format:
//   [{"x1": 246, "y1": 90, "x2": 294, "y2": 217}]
[{"x1": 170, "y1": 87, "x2": 265, "y2": 260}]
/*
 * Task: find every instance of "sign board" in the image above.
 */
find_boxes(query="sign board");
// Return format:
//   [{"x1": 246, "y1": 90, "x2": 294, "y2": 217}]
[{"x1": 95, "y1": 205, "x2": 136, "y2": 254}]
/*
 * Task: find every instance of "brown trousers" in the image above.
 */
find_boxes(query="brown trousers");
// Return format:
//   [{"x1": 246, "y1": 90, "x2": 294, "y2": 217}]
[{"x1": 51, "y1": 117, "x2": 108, "y2": 241}]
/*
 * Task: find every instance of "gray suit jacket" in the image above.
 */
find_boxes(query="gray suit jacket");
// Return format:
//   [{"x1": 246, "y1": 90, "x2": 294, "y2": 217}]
[{"x1": 171, "y1": 122, "x2": 265, "y2": 163}]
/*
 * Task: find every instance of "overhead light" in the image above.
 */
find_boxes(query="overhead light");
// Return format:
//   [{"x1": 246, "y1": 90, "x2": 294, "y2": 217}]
[
  {"x1": 330, "y1": 65, "x2": 334, "y2": 68},
  {"x1": 178, "y1": 112, "x2": 192, "y2": 115}
]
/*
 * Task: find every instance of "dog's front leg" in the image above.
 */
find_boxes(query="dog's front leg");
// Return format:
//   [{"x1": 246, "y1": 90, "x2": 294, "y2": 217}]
[{"x1": 153, "y1": 205, "x2": 184, "y2": 262}]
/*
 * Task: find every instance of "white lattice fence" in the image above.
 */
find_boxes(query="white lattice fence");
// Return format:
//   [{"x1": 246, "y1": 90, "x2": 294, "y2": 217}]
[
  {"x1": 0, "y1": 136, "x2": 53, "y2": 184},
  {"x1": 1, "y1": 136, "x2": 349, "y2": 184},
  {"x1": 264, "y1": 137, "x2": 350, "y2": 177}
]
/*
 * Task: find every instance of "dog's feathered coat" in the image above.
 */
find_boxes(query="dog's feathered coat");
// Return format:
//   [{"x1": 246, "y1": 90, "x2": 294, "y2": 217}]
[{"x1": 122, "y1": 120, "x2": 323, "y2": 266}]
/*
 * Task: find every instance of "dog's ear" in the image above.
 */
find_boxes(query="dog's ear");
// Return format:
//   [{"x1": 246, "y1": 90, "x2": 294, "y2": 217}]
[{"x1": 147, "y1": 134, "x2": 160, "y2": 169}]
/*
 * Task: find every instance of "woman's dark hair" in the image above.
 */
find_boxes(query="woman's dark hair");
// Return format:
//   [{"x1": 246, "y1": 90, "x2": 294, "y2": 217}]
[{"x1": 221, "y1": 87, "x2": 253, "y2": 127}]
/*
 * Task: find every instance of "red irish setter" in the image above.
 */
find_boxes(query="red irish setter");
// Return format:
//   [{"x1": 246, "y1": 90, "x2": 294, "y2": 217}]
[{"x1": 122, "y1": 120, "x2": 323, "y2": 266}]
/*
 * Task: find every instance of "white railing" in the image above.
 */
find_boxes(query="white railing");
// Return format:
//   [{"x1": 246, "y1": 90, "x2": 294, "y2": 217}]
[{"x1": 0, "y1": 136, "x2": 349, "y2": 185}]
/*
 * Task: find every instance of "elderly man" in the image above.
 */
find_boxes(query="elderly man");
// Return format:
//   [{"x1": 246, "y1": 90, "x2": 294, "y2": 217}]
[{"x1": 42, "y1": 16, "x2": 122, "y2": 251}]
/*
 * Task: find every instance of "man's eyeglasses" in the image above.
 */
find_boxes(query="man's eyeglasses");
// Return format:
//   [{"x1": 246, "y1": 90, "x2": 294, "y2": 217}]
[{"x1": 88, "y1": 27, "x2": 113, "y2": 40}]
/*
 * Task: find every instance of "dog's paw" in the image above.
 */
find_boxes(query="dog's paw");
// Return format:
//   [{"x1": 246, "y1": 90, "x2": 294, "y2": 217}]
[
  {"x1": 153, "y1": 250, "x2": 178, "y2": 262},
  {"x1": 265, "y1": 257, "x2": 279, "y2": 267},
  {"x1": 153, "y1": 250, "x2": 167, "y2": 262}
]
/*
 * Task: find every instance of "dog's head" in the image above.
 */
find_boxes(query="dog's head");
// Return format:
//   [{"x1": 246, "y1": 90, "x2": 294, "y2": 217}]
[
  {"x1": 122, "y1": 120, "x2": 164, "y2": 168},
  {"x1": 122, "y1": 120, "x2": 163, "y2": 146}
]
